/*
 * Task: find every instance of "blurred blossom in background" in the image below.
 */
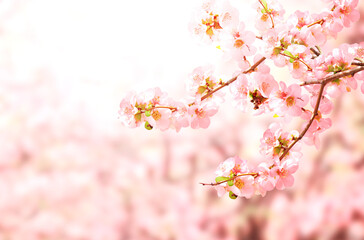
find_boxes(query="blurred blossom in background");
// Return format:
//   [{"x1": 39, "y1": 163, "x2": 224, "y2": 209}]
[{"x1": 1, "y1": 0, "x2": 364, "y2": 239}]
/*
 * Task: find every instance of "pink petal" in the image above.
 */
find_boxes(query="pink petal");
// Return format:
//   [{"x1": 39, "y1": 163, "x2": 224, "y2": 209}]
[
  {"x1": 199, "y1": 117, "x2": 210, "y2": 128},
  {"x1": 282, "y1": 175, "x2": 294, "y2": 188}
]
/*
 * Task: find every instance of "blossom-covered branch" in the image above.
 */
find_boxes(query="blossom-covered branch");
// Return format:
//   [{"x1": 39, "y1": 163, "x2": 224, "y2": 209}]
[{"x1": 119, "y1": 0, "x2": 364, "y2": 199}]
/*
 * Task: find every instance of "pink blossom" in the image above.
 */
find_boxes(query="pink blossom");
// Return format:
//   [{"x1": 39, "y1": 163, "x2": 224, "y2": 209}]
[
  {"x1": 187, "y1": 65, "x2": 224, "y2": 103},
  {"x1": 260, "y1": 123, "x2": 299, "y2": 158},
  {"x1": 255, "y1": 162, "x2": 277, "y2": 196},
  {"x1": 253, "y1": 72, "x2": 279, "y2": 98},
  {"x1": 230, "y1": 74, "x2": 249, "y2": 111},
  {"x1": 216, "y1": 156, "x2": 249, "y2": 178},
  {"x1": 271, "y1": 158, "x2": 299, "y2": 190},
  {"x1": 118, "y1": 91, "x2": 141, "y2": 128},
  {"x1": 303, "y1": 113, "x2": 332, "y2": 149},
  {"x1": 170, "y1": 101, "x2": 190, "y2": 132},
  {"x1": 332, "y1": 0, "x2": 360, "y2": 28},
  {"x1": 269, "y1": 82, "x2": 308, "y2": 117},
  {"x1": 188, "y1": 102, "x2": 218, "y2": 129},
  {"x1": 223, "y1": 23, "x2": 256, "y2": 61},
  {"x1": 254, "y1": 0, "x2": 285, "y2": 33},
  {"x1": 146, "y1": 108, "x2": 171, "y2": 131},
  {"x1": 231, "y1": 175, "x2": 255, "y2": 198},
  {"x1": 189, "y1": 0, "x2": 239, "y2": 42}
]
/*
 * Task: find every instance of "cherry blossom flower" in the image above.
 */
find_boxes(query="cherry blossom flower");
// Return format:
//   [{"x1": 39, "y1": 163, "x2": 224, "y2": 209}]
[
  {"x1": 215, "y1": 156, "x2": 248, "y2": 177},
  {"x1": 223, "y1": 23, "x2": 256, "y2": 61},
  {"x1": 188, "y1": 102, "x2": 218, "y2": 129},
  {"x1": 231, "y1": 175, "x2": 255, "y2": 198},
  {"x1": 189, "y1": 0, "x2": 239, "y2": 43},
  {"x1": 269, "y1": 82, "x2": 308, "y2": 117},
  {"x1": 146, "y1": 108, "x2": 171, "y2": 131},
  {"x1": 254, "y1": 162, "x2": 277, "y2": 196},
  {"x1": 118, "y1": 91, "x2": 142, "y2": 128},
  {"x1": 271, "y1": 158, "x2": 299, "y2": 190},
  {"x1": 230, "y1": 74, "x2": 249, "y2": 111}
]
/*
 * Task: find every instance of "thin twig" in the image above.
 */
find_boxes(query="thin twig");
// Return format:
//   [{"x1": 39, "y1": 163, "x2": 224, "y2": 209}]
[
  {"x1": 352, "y1": 62, "x2": 364, "y2": 66},
  {"x1": 306, "y1": 19, "x2": 324, "y2": 28},
  {"x1": 310, "y1": 46, "x2": 321, "y2": 58},
  {"x1": 280, "y1": 65, "x2": 364, "y2": 160},
  {"x1": 301, "y1": 66, "x2": 364, "y2": 86},
  {"x1": 279, "y1": 82, "x2": 326, "y2": 160},
  {"x1": 200, "y1": 57, "x2": 266, "y2": 101},
  {"x1": 279, "y1": 52, "x2": 312, "y2": 71},
  {"x1": 200, "y1": 172, "x2": 259, "y2": 186}
]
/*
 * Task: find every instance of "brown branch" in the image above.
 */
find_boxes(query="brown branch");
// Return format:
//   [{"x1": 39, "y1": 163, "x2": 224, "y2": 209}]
[
  {"x1": 306, "y1": 19, "x2": 324, "y2": 28},
  {"x1": 277, "y1": 65, "x2": 364, "y2": 161},
  {"x1": 279, "y1": 82, "x2": 326, "y2": 160},
  {"x1": 141, "y1": 106, "x2": 177, "y2": 113},
  {"x1": 310, "y1": 46, "x2": 321, "y2": 58},
  {"x1": 301, "y1": 66, "x2": 364, "y2": 86},
  {"x1": 200, "y1": 172, "x2": 259, "y2": 186},
  {"x1": 200, "y1": 57, "x2": 266, "y2": 101},
  {"x1": 352, "y1": 62, "x2": 364, "y2": 66}
]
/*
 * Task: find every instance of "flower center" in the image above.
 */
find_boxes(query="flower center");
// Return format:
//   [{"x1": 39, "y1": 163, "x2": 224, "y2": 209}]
[
  {"x1": 195, "y1": 108, "x2": 206, "y2": 118},
  {"x1": 202, "y1": 13, "x2": 222, "y2": 37},
  {"x1": 152, "y1": 110, "x2": 161, "y2": 121},
  {"x1": 286, "y1": 96, "x2": 295, "y2": 107},
  {"x1": 234, "y1": 39, "x2": 245, "y2": 48},
  {"x1": 261, "y1": 14, "x2": 269, "y2": 22},
  {"x1": 293, "y1": 61, "x2": 300, "y2": 70},
  {"x1": 234, "y1": 178, "x2": 245, "y2": 189},
  {"x1": 277, "y1": 168, "x2": 287, "y2": 177}
]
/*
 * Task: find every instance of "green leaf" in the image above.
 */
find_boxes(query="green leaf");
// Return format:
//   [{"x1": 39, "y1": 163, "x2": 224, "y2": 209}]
[
  {"x1": 227, "y1": 180, "x2": 234, "y2": 186},
  {"x1": 145, "y1": 111, "x2": 151, "y2": 117},
  {"x1": 273, "y1": 146, "x2": 282, "y2": 155},
  {"x1": 197, "y1": 86, "x2": 207, "y2": 94},
  {"x1": 327, "y1": 65, "x2": 335, "y2": 73},
  {"x1": 215, "y1": 176, "x2": 229, "y2": 183},
  {"x1": 144, "y1": 121, "x2": 153, "y2": 130},
  {"x1": 289, "y1": 58, "x2": 295, "y2": 63},
  {"x1": 134, "y1": 113, "x2": 142, "y2": 122},
  {"x1": 283, "y1": 50, "x2": 295, "y2": 58},
  {"x1": 229, "y1": 191, "x2": 238, "y2": 199},
  {"x1": 332, "y1": 78, "x2": 341, "y2": 84},
  {"x1": 273, "y1": 47, "x2": 282, "y2": 56},
  {"x1": 261, "y1": 0, "x2": 268, "y2": 9}
]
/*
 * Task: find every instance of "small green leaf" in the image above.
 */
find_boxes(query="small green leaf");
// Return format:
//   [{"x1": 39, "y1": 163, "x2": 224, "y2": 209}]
[
  {"x1": 227, "y1": 180, "x2": 234, "y2": 186},
  {"x1": 144, "y1": 121, "x2": 153, "y2": 130},
  {"x1": 197, "y1": 86, "x2": 207, "y2": 94},
  {"x1": 273, "y1": 47, "x2": 282, "y2": 56},
  {"x1": 229, "y1": 191, "x2": 238, "y2": 199},
  {"x1": 261, "y1": 0, "x2": 268, "y2": 9},
  {"x1": 134, "y1": 113, "x2": 142, "y2": 122},
  {"x1": 215, "y1": 176, "x2": 229, "y2": 183},
  {"x1": 327, "y1": 65, "x2": 335, "y2": 73},
  {"x1": 289, "y1": 58, "x2": 295, "y2": 63},
  {"x1": 273, "y1": 146, "x2": 282, "y2": 155},
  {"x1": 145, "y1": 111, "x2": 151, "y2": 117},
  {"x1": 332, "y1": 78, "x2": 341, "y2": 84},
  {"x1": 283, "y1": 50, "x2": 295, "y2": 58}
]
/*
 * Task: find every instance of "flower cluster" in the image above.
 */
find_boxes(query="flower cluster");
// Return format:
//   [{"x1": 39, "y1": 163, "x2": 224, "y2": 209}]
[
  {"x1": 118, "y1": 87, "x2": 219, "y2": 131},
  {"x1": 119, "y1": 0, "x2": 364, "y2": 199},
  {"x1": 213, "y1": 155, "x2": 299, "y2": 199}
]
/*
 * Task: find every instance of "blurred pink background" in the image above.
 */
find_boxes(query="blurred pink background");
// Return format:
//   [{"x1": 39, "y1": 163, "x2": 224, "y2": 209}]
[{"x1": 1, "y1": 0, "x2": 364, "y2": 239}]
